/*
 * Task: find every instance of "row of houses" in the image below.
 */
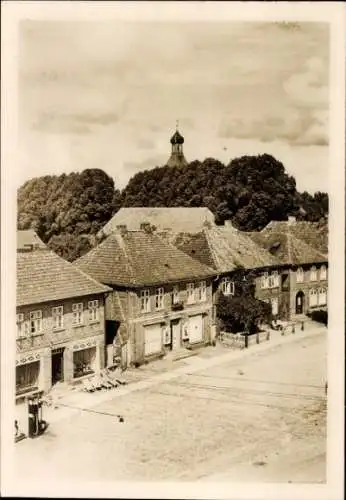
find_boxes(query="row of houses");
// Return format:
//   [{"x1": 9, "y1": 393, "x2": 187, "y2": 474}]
[{"x1": 16, "y1": 208, "x2": 328, "y2": 399}]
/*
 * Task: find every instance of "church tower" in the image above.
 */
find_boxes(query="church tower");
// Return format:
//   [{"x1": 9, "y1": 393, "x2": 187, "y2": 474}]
[{"x1": 167, "y1": 122, "x2": 188, "y2": 167}]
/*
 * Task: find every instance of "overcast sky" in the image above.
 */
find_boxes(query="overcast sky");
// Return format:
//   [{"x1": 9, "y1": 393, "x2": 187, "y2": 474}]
[{"x1": 18, "y1": 21, "x2": 329, "y2": 193}]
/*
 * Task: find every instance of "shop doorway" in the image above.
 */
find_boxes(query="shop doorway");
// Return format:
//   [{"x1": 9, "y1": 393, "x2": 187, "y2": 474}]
[{"x1": 51, "y1": 347, "x2": 64, "y2": 385}]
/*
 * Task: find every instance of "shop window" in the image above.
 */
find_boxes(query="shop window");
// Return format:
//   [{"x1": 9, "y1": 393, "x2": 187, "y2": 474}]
[
  {"x1": 72, "y1": 303, "x2": 83, "y2": 325},
  {"x1": 73, "y1": 347, "x2": 96, "y2": 378},
  {"x1": 88, "y1": 300, "x2": 99, "y2": 322},
  {"x1": 52, "y1": 306, "x2": 64, "y2": 330},
  {"x1": 16, "y1": 361, "x2": 40, "y2": 395}
]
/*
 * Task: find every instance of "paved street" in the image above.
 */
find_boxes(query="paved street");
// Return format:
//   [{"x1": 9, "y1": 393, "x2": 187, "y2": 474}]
[{"x1": 15, "y1": 329, "x2": 327, "y2": 484}]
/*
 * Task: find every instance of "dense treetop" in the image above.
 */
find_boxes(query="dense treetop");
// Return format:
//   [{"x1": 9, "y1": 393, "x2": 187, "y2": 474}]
[{"x1": 17, "y1": 155, "x2": 328, "y2": 261}]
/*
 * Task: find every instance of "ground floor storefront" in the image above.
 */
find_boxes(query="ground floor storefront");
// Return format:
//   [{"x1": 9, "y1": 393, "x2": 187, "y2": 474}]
[
  {"x1": 16, "y1": 334, "x2": 105, "y2": 399},
  {"x1": 123, "y1": 307, "x2": 216, "y2": 367}
]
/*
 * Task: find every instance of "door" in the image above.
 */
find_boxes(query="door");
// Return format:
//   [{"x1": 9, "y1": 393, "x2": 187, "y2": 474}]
[
  {"x1": 271, "y1": 297, "x2": 279, "y2": 317},
  {"x1": 171, "y1": 319, "x2": 181, "y2": 350},
  {"x1": 51, "y1": 348, "x2": 64, "y2": 385},
  {"x1": 144, "y1": 323, "x2": 162, "y2": 356},
  {"x1": 295, "y1": 291, "x2": 305, "y2": 314},
  {"x1": 188, "y1": 315, "x2": 203, "y2": 344}
]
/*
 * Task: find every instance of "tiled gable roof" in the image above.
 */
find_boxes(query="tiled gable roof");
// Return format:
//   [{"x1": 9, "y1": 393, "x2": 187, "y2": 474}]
[
  {"x1": 248, "y1": 230, "x2": 327, "y2": 266},
  {"x1": 17, "y1": 230, "x2": 46, "y2": 251},
  {"x1": 163, "y1": 226, "x2": 277, "y2": 273},
  {"x1": 263, "y1": 220, "x2": 328, "y2": 256},
  {"x1": 97, "y1": 207, "x2": 215, "y2": 237},
  {"x1": 17, "y1": 249, "x2": 112, "y2": 307},
  {"x1": 75, "y1": 230, "x2": 216, "y2": 287}
]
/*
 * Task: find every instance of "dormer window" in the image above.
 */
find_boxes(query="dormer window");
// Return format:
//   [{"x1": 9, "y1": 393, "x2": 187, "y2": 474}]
[
  {"x1": 261, "y1": 272, "x2": 269, "y2": 289},
  {"x1": 172, "y1": 286, "x2": 179, "y2": 305}
]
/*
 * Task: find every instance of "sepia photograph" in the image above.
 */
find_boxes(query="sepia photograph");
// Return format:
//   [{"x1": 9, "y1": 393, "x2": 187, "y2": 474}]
[{"x1": 1, "y1": 2, "x2": 345, "y2": 499}]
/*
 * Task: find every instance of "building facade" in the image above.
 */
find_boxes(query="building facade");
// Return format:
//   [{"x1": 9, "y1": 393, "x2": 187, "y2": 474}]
[
  {"x1": 75, "y1": 226, "x2": 217, "y2": 367},
  {"x1": 16, "y1": 244, "x2": 111, "y2": 399}
]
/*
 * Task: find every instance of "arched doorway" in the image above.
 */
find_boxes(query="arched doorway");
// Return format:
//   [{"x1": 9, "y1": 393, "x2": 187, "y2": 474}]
[{"x1": 295, "y1": 291, "x2": 305, "y2": 314}]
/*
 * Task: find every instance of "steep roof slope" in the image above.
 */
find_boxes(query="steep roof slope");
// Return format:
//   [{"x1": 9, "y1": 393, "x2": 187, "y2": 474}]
[
  {"x1": 75, "y1": 230, "x2": 216, "y2": 287},
  {"x1": 17, "y1": 249, "x2": 112, "y2": 307},
  {"x1": 97, "y1": 207, "x2": 215, "y2": 237},
  {"x1": 263, "y1": 220, "x2": 328, "y2": 256},
  {"x1": 161, "y1": 226, "x2": 277, "y2": 273},
  {"x1": 248, "y1": 230, "x2": 327, "y2": 266}
]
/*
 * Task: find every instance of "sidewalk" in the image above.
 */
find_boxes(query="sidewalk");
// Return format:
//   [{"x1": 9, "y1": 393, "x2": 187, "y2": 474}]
[{"x1": 15, "y1": 321, "x2": 326, "y2": 433}]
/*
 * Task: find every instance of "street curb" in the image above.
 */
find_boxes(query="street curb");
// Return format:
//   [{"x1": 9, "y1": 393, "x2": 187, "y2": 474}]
[{"x1": 17, "y1": 326, "x2": 326, "y2": 431}]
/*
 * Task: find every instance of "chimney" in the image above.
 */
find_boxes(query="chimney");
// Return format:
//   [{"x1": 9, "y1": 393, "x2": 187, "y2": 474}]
[
  {"x1": 116, "y1": 224, "x2": 127, "y2": 235},
  {"x1": 287, "y1": 216, "x2": 296, "y2": 225},
  {"x1": 140, "y1": 222, "x2": 152, "y2": 233}
]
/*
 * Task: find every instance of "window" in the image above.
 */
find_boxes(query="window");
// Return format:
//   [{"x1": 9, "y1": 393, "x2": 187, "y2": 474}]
[
  {"x1": 140, "y1": 290, "x2": 151, "y2": 313},
  {"x1": 187, "y1": 283, "x2": 195, "y2": 304},
  {"x1": 310, "y1": 266, "x2": 317, "y2": 282},
  {"x1": 309, "y1": 288, "x2": 318, "y2": 307},
  {"x1": 320, "y1": 265, "x2": 327, "y2": 281},
  {"x1": 318, "y1": 287, "x2": 327, "y2": 306},
  {"x1": 29, "y1": 311, "x2": 42, "y2": 334},
  {"x1": 52, "y1": 306, "x2": 64, "y2": 330},
  {"x1": 16, "y1": 313, "x2": 28, "y2": 338},
  {"x1": 297, "y1": 267, "x2": 304, "y2": 283},
  {"x1": 221, "y1": 277, "x2": 235, "y2": 296},
  {"x1": 155, "y1": 287, "x2": 164, "y2": 310},
  {"x1": 196, "y1": 281, "x2": 207, "y2": 302},
  {"x1": 273, "y1": 271, "x2": 280, "y2": 288},
  {"x1": 261, "y1": 272, "x2": 269, "y2": 289},
  {"x1": 172, "y1": 286, "x2": 179, "y2": 305},
  {"x1": 88, "y1": 300, "x2": 99, "y2": 322},
  {"x1": 72, "y1": 303, "x2": 83, "y2": 325}
]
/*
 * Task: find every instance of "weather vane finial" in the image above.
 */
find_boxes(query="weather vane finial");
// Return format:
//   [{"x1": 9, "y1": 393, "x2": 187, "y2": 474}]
[{"x1": 176, "y1": 119, "x2": 179, "y2": 131}]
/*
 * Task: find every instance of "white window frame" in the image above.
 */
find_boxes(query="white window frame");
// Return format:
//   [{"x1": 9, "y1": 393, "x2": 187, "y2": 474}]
[
  {"x1": 187, "y1": 283, "x2": 195, "y2": 304},
  {"x1": 199, "y1": 281, "x2": 207, "y2": 302},
  {"x1": 271, "y1": 297, "x2": 279, "y2": 316},
  {"x1": 309, "y1": 288, "x2": 318, "y2": 307},
  {"x1": 320, "y1": 265, "x2": 327, "y2": 281},
  {"x1": 297, "y1": 267, "x2": 304, "y2": 283},
  {"x1": 72, "y1": 303, "x2": 84, "y2": 325},
  {"x1": 88, "y1": 300, "x2": 99, "y2": 322},
  {"x1": 155, "y1": 287, "x2": 164, "y2": 310},
  {"x1": 16, "y1": 313, "x2": 28, "y2": 338},
  {"x1": 140, "y1": 289, "x2": 151, "y2": 313},
  {"x1": 29, "y1": 310, "x2": 42, "y2": 335},
  {"x1": 172, "y1": 286, "x2": 179, "y2": 305},
  {"x1": 318, "y1": 287, "x2": 327, "y2": 306},
  {"x1": 52, "y1": 306, "x2": 64, "y2": 330},
  {"x1": 272, "y1": 271, "x2": 280, "y2": 288},
  {"x1": 310, "y1": 266, "x2": 317, "y2": 282},
  {"x1": 221, "y1": 277, "x2": 235, "y2": 296},
  {"x1": 261, "y1": 272, "x2": 269, "y2": 289}
]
